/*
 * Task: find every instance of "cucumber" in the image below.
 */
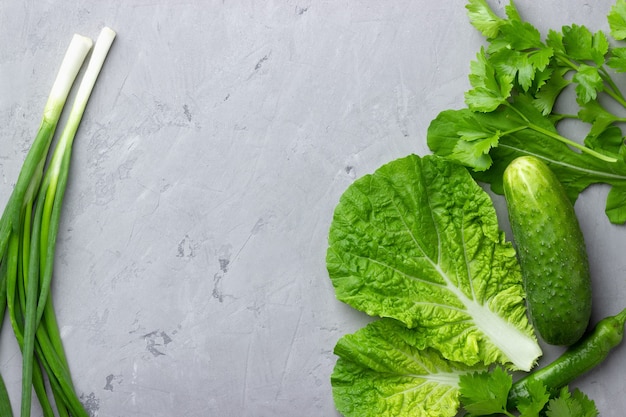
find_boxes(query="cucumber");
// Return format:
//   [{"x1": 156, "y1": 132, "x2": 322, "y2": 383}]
[{"x1": 503, "y1": 156, "x2": 592, "y2": 346}]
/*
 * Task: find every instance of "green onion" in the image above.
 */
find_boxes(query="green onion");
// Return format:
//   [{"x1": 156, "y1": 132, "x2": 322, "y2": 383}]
[
  {"x1": 0, "y1": 33, "x2": 92, "y2": 258},
  {"x1": 0, "y1": 26, "x2": 116, "y2": 417}
]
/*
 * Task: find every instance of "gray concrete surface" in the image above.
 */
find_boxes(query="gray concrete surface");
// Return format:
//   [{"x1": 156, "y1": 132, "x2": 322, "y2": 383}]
[{"x1": 0, "y1": 1, "x2": 625, "y2": 416}]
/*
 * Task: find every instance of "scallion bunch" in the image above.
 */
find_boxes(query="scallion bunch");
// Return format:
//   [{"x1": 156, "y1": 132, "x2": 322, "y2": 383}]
[{"x1": 0, "y1": 26, "x2": 116, "y2": 417}]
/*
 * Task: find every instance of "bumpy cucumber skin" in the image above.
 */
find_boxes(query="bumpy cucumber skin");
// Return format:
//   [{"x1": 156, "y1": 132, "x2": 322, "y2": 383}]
[{"x1": 503, "y1": 156, "x2": 592, "y2": 346}]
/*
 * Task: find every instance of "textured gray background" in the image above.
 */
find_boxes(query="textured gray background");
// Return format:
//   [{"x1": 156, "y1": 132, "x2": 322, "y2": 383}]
[{"x1": 0, "y1": 0, "x2": 625, "y2": 416}]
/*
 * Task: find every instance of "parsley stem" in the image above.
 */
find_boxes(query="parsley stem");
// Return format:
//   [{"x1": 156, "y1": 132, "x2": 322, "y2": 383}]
[
  {"x1": 504, "y1": 102, "x2": 618, "y2": 163},
  {"x1": 554, "y1": 52, "x2": 578, "y2": 72},
  {"x1": 527, "y1": 123, "x2": 618, "y2": 162},
  {"x1": 501, "y1": 126, "x2": 528, "y2": 136},
  {"x1": 598, "y1": 66, "x2": 626, "y2": 108},
  {"x1": 553, "y1": 113, "x2": 579, "y2": 120}
]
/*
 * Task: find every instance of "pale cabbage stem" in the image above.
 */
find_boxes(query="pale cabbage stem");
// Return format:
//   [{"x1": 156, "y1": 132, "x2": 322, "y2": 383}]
[{"x1": 435, "y1": 264, "x2": 542, "y2": 372}]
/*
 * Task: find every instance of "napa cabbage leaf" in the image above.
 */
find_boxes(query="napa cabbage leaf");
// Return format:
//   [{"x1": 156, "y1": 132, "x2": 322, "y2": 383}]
[
  {"x1": 326, "y1": 154, "x2": 541, "y2": 371},
  {"x1": 331, "y1": 319, "x2": 476, "y2": 417}
]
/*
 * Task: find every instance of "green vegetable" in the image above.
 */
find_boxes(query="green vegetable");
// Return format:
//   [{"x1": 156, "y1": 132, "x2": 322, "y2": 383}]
[
  {"x1": 503, "y1": 156, "x2": 592, "y2": 346},
  {"x1": 0, "y1": 243, "x2": 13, "y2": 417},
  {"x1": 0, "y1": 27, "x2": 116, "y2": 416},
  {"x1": 331, "y1": 315, "x2": 606, "y2": 417},
  {"x1": 460, "y1": 367, "x2": 517, "y2": 416},
  {"x1": 0, "y1": 33, "x2": 93, "y2": 417},
  {"x1": 328, "y1": 2, "x2": 626, "y2": 414},
  {"x1": 331, "y1": 319, "x2": 477, "y2": 417},
  {"x1": 545, "y1": 387, "x2": 599, "y2": 417},
  {"x1": 459, "y1": 367, "x2": 599, "y2": 417},
  {"x1": 427, "y1": 0, "x2": 626, "y2": 224},
  {"x1": 327, "y1": 154, "x2": 541, "y2": 372},
  {"x1": 508, "y1": 308, "x2": 626, "y2": 409}
]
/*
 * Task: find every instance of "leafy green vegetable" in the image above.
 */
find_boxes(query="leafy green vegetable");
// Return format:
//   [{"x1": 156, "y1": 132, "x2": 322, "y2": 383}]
[
  {"x1": 465, "y1": 47, "x2": 514, "y2": 112},
  {"x1": 609, "y1": 0, "x2": 626, "y2": 40},
  {"x1": 326, "y1": 154, "x2": 541, "y2": 371},
  {"x1": 516, "y1": 379, "x2": 551, "y2": 417},
  {"x1": 332, "y1": 320, "x2": 601, "y2": 417},
  {"x1": 458, "y1": 368, "x2": 598, "y2": 417},
  {"x1": 0, "y1": 27, "x2": 116, "y2": 416},
  {"x1": 545, "y1": 387, "x2": 598, "y2": 417},
  {"x1": 0, "y1": 33, "x2": 94, "y2": 417},
  {"x1": 459, "y1": 367, "x2": 513, "y2": 416},
  {"x1": 331, "y1": 319, "x2": 475, "y2": 417},
  {"x1": 465, "y1": 0, "x2": 505, "y2": 39},
  {"x1": 428, "y1": 103, "x2": 626, "y2": 214},
  {"x1": 428, "y1": 0, "x2": 626, "y2": 224},
  {"x1": 328, "y1": 2, "x2": 626, "y2": 415}
]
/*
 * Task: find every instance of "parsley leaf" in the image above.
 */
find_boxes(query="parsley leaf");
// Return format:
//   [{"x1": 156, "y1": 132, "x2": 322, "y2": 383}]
[
  {"x1": 516, "y1": 379, "x2": 550, "y2": 417},
  {"x1": 607, "y1": 47, "x2": 626, "y2": 72},
  {"x1": 606, "y1": 186, "x2": 626, "y2": 224},
  {"x1": 465, "y1": 48, "x2": 514, "y2": 111},
  {"x1": 561, "y1": 25, "x2": 609, "y2": 66},
  {"x1": 485, "y1": 19, "x2": 552, "y2": 92},
  {"x1": 503, "y1": 0, "x2": 521, "y2": 22},
  {"x1": 573, "y1": 64, "x2": 604, "y2": 103},
  {"x1": 534, "y1": 67, "x2": 570, "y2": 115},
  {"x1": 570, "y1": 389, "x2": 600, "y2": 417},
  {"x1": 546, "y1": 28, "x2": 566, "y2": 57},
  {"x1": 494, "y1": 19, "x2": 543, "y2": 52},
  {"x1": 453, "y1": 117, "x2": 501, "y2": 172},
  {"x1": 546, "y1": 387, "x2": 599, "y2": 417},
  {"x1": 609, "y1": 0, "x2": 626, "y2": 40},
  {"x1": 459, "y1": 367, "x2": 512, "y2": 415},
  {"x1": 466, "y1": 0, "x2": 505, "y2": 38},
  {"x1": 578, "y1": 101, "x2": 623, "y2": 140}
]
